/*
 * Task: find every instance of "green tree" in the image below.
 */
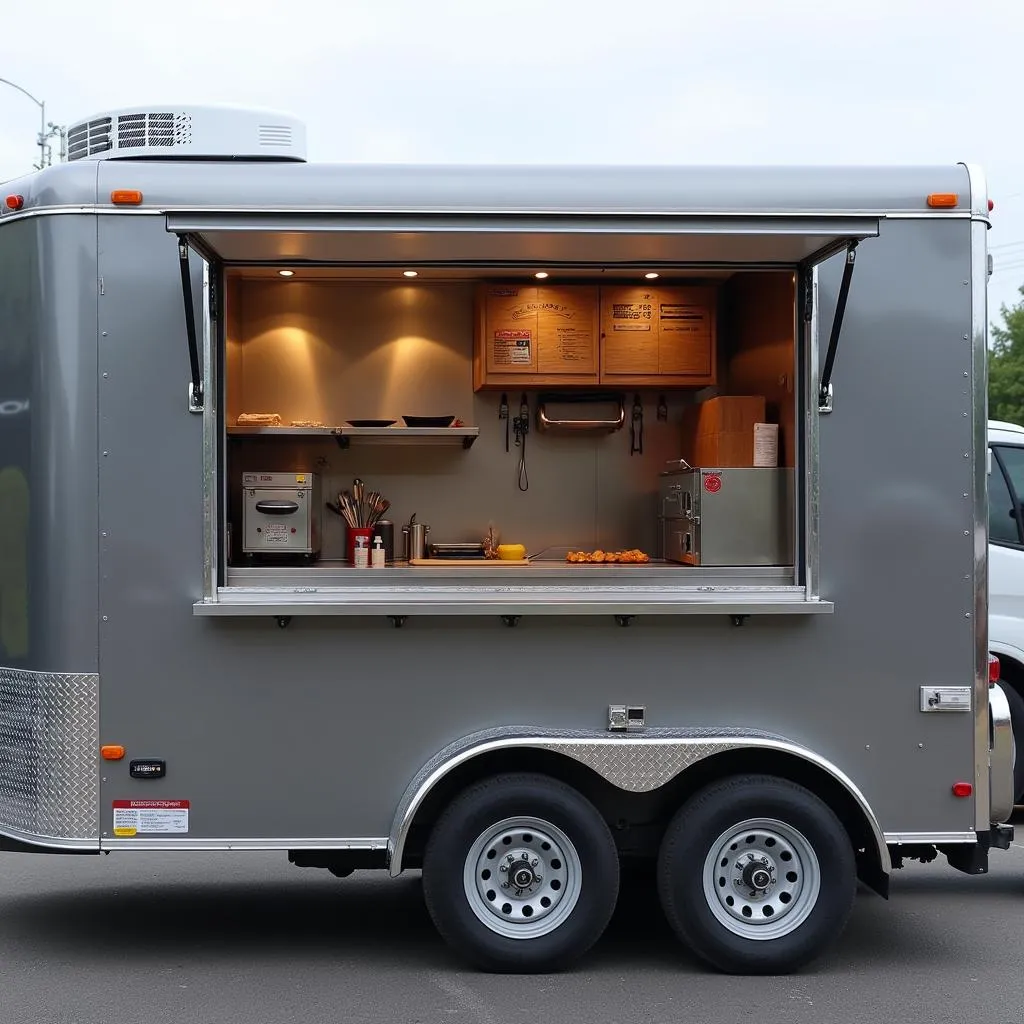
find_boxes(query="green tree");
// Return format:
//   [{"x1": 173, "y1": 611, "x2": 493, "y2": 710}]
[{"x1": 988, "y1": 284, "x2": 1024, "y2": 425}]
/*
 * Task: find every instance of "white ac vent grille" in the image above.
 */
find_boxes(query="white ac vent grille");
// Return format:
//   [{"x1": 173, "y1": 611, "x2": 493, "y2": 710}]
[
  {"x1": 62, "y1": 104, "x2": 307, "y2": 162},
  {"x1": 258, "y1": 124, "x2": 293, "y2": 147},
  {"x1": 116, "y1": 111, "x2": 193, "y2": 150},
  {"x1": 66, "y1": 117, "x2": 113, "y2": 161}
]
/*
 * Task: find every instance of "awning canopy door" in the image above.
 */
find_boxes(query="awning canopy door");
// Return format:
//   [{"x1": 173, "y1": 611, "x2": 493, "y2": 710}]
[{"x1": 168, "y1": 211, "x2": 878, "y2": 414}]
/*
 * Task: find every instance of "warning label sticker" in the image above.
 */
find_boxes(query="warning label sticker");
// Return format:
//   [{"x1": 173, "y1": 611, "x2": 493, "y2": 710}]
[
  {"x1": 112, "y1": 799, "x2": 189, "y2": 836},
  {"x1": 492, "y1": 329, "x2": 532, "y2": 366},
  {"x1": 261, "y1": 522, "x2": 290, "y2": 545}
]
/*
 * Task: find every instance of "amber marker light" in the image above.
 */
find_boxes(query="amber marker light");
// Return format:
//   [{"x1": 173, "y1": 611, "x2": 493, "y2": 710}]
[
  {"x1": 926, "y1": 193, "x2": 958, "y2": 208},
  {"x1": 110, "y1": 189, "x2": 143, "y2": 205},
  {"x1": 101, "y1": 744, "x2": 125, "y2": 760}
]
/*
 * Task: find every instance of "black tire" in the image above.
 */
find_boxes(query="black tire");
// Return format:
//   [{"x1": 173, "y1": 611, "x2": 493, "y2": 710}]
[
  {"x1": 421, "y1": 772, "x2": 620, "y2": 973},
  {"x1": 1000, "y1": 682, "x2": 1024, "y2": 803},
  {"x1": 656, "y1": 774, "x2": 856, "y2": 975}
]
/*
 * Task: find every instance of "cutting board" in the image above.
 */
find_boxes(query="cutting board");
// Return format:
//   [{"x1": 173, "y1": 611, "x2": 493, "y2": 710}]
[{"x1": 409, "y1": 558, "x2": 531, "y2": 566}]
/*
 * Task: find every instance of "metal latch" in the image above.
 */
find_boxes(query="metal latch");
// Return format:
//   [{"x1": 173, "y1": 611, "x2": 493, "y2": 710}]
[
  {"x1": 608, "y1": 705, "x2": 646, "y2": 731},
  {"x1": 919, "y1": 686, "x2": 972, "y2": 712}
]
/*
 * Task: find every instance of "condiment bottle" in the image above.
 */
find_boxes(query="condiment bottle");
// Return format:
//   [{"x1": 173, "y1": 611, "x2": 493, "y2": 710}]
[
  {"x1": 354, "y1": 534, "x2": 369, "y2": 568},
  {"x1": 371, "y1": 535, "x2": 385, "y2": 568}
]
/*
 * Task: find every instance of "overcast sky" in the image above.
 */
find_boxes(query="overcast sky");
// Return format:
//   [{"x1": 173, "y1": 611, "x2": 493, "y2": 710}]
[{"x1": 1, "y1": 0, "x2": 1022, "y2": 324}]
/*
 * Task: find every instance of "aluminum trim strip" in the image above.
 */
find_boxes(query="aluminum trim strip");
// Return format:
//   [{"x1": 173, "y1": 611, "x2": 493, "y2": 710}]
[
  {"x1": 201, "y1": 259, "x2": 217, "y2": 602},
  {"x1": 0, "y1": 667, "x2": 99, "y2": 841},
  {"x1": 805, "y1": 266, "x2": 821, "y2": 599},
  {"x1": 883, "y1": 832, "x2": 977, "y2": 844},
  {"x1": 100, "y1": 837, "x2": 389, "y2": 852},
  {"x1": 387, "y1": 729, "x2": 889, "y2": 877},
  {"x1": 0, "y1": 207, "x2": 976, "y2": 229},
  {"x1": 0, "y1": 823, "x2": 99, "y2": 852},
  {"x1": 193, "y1": 588, "x2": 834, "y2": 617},
  {"x1": 961, "y1": 161, "x2": 991, "y2": 833}
]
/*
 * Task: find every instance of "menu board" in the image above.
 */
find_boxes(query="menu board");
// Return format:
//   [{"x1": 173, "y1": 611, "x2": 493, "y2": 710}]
[
  {"x1": 601, "y1": 285, "x2": 715, "y2": 377},
  {"x1": 481, "y1": 285, "x2": 599, "y2": 378}
]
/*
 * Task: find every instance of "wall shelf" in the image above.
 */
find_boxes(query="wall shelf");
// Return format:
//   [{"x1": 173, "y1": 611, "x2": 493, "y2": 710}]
[
  {"x1": 335, "y1": 426, "x2": 479, "y2": 449},
  {"x1": 227, "y1": 425, "x2": 479, "y2": 449},
  {"x1": 228, "y1": 426, "x2": 337, "y2": 437}
]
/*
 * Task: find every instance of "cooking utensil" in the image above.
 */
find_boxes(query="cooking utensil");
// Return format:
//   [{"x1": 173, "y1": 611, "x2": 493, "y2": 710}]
[
  {"x1": 347, "y1": 419, "x2": 396, "y2": 427},
  {"x1": 403, "y1": 515, "x2": 431, "y2": 561},
  {"x1": 402, "y1": 415, "x2": 455, "y2": 428},
  {"x1": 353, "y1": 479, "x2": 365, "y2": 527}
]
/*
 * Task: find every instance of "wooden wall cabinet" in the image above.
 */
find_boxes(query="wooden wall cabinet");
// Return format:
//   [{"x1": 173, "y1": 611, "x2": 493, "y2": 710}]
[
  {"x1": 599, "y1": 284, "x2": 717, "y2": 387},
  {"x1": 473, "y1": 283, "x2": 601, "y2": 389},
  {"x1": 474, "y1": 282, "x2": 717, "y2": 390}
]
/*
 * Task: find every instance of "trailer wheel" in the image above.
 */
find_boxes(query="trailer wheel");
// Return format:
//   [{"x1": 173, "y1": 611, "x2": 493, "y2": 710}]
[
  {"x1": 421, "y1": 772, "x2": 619, "y2": 973},
  {"x1": 656, "y1": 774, "x2": 856, "y2": 975}
]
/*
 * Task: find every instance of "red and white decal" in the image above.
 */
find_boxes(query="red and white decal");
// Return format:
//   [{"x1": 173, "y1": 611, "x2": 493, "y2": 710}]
[
  {"x1": 112, "y1": 799, "x2": 189, "y2": 836},
  {"x1": 703, "y1": 473, "x2": 722, "y2": 493}
]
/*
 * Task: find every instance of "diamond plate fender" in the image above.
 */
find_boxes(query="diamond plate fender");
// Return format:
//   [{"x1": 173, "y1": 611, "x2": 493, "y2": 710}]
[
  {"x1": 387, "y1": 726, "x2": 890, "y2": 877},
  {"x1": 0, "y1": 666, "x2": 100, "y2": 849}
]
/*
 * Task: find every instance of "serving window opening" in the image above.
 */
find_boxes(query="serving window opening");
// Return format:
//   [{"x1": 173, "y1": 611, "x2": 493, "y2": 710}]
[{"x1": 168, "y1": 213, "x2": 874, "y2": 614}]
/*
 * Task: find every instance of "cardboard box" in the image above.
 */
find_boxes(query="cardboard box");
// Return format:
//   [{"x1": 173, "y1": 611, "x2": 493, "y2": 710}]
[{"x1": 682, "y1": 395, "x2": 767, "y2": 467}]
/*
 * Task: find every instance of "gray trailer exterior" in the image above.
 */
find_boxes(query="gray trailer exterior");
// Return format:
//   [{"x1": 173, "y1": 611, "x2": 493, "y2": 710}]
[{"x1": 0, "y1": 123, "x2": 1016, "y2": 975}]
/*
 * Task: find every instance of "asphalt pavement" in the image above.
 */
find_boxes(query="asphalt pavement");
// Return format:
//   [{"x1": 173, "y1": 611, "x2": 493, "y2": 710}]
[{"x1": 1, "y1": 829, "x2": 1023, "y2": 1024}]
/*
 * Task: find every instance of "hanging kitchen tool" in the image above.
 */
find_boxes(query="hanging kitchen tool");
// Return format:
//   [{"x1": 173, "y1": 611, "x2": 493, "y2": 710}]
[
  {"x1": 535, "y1": 391, "x2": 626, "y2": 433},
  {"x1": 512, "y1": 392, "x2": 530, "y2": 491},
  {"x1": 630, "y1": 394, "x2": 644, "y2": 456}
]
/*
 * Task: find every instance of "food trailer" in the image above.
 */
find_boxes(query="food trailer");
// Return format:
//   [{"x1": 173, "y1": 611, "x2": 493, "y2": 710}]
[{"x1": 0, "y1": 102, "x2": 1015, "y2": 976}]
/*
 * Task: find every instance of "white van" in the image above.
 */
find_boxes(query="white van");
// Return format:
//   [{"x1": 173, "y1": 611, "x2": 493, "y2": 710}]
[{"x1": 988, "y1": 418, "x2": 1024, "y2": 803}]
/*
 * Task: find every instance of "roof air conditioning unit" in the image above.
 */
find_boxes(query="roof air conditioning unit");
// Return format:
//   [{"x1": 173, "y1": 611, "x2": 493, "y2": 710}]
[{"x1": 64, "y1": 104, "x2": 307, "y2": 163}]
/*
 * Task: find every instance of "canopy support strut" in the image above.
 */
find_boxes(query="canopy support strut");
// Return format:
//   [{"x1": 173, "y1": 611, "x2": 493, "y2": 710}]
[
  {"x1": 817, "y1": 240, "x2": 858, "y2": 414},
  {"x1": 177, "y1": 234, "x2": 204, "y2": 413}
]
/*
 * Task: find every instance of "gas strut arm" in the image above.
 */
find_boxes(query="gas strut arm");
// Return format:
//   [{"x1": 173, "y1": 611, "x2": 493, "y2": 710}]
[
  {"x1": 818, "y1": 240, "x2": 858, "y2": 413},
  {"x1": 177, "y1": 235, "x2": 204, "y2": 413}
]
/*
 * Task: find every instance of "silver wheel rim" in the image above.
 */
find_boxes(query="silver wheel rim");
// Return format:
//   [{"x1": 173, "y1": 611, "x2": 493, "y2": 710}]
[
  {"x1": 463, "y1": 816, "x2": 582, "y2": 940},
  {"x1": 702, "y1": 817, "x2": 821, "y2": 941}
]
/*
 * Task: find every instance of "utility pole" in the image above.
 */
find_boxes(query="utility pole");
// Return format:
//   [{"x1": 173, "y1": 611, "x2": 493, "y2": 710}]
[{"x1": 0, "y1": 75, "x2": 65, "y2": 170}]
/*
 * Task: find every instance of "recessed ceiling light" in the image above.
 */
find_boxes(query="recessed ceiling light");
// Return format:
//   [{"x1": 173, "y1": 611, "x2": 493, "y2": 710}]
[
  {"x1": 403, "y1": 270, "x2": 418, "y2": 277},
  {"x1": 278, "y1": 270, "x2": 294, "y2": 277},
  {"x1": 644, "y1": 272, "x2": 659, "y2": 279},
  {"x1": 534, "y1": 271, "x2": 549, "y2": 279}
]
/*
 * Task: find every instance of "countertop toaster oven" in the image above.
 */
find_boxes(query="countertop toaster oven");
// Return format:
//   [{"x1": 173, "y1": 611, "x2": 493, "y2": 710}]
[{"x1": 242, "y1": 471, "x2": 321, "y2": 558}]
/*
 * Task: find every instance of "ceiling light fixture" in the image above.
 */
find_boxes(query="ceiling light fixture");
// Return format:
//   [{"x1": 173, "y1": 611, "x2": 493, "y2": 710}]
[
  {"x1": 403, "y1": 270, "x2": 418, "y2": 277},
  {"x1": 278, "y1": 269, "x2": 294, "y2": 277},
  {"x1": 534, "y1": 271, "x2": 549, "y2": 279},
  {"x1": 645, "y1": 272, "x2": 659, "y2": 279}
]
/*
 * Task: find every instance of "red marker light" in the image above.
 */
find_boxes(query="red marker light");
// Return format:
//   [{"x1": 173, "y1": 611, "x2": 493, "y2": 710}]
[
  {"x1": 4, "y1": 195, "x2": 24, "y2": 211},
  {"x1": 952, "y1": 782, "x2": 973, "y2": 798},
  {"x1": 989, "y1": 653, "x2": 1000, "y2": 684},
  {"x1": 988, "y1": 199, "x2": 994, "y2": 212}
]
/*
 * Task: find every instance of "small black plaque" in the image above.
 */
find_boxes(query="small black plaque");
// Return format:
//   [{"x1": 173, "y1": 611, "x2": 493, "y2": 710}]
[{"x1": 129, "y1": 759, "x2": 166, "y2": 780}]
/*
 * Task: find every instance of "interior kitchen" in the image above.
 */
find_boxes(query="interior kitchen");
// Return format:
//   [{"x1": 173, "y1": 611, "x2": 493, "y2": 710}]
[{"x1": 221, "y1": 266, "x2": 799, "y2": 584}]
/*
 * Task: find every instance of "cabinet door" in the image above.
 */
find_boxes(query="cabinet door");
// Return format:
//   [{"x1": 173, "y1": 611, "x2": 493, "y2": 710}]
[
  {"x1": 474, "y1": 284, "x2": 600, "y2": 389},
  {"x1": 599, "y1": 285, "x2": 717, "y2": 386}
]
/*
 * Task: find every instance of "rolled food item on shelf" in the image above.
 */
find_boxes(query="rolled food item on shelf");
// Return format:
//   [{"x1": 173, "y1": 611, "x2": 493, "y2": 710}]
[{"x1": 236, "y1": 412, "x2": 282, "y2": 426}]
